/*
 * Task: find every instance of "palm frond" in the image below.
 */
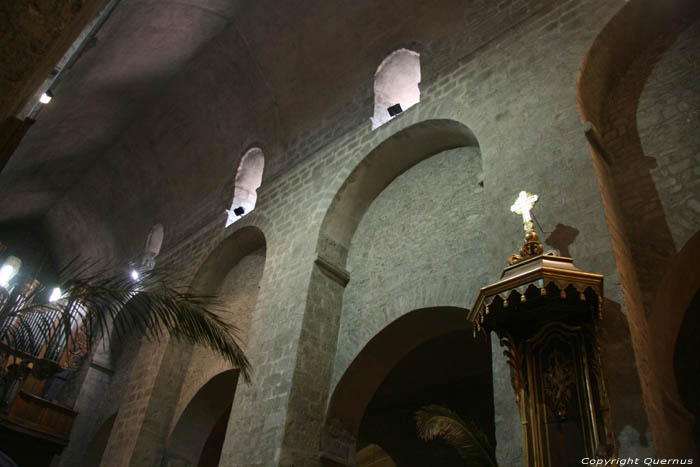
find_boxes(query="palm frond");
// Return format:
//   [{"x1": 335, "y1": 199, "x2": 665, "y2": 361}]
[
  {"x1": 0, "y1": 259, "x2": 251, "y2": 382},
  {"x1": 415, "y1": 405, "x2": 498, "y2": 467}
]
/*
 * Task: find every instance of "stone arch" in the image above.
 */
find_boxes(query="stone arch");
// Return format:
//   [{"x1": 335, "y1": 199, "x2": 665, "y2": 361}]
[
  {"x1": 192, "y1": 225, "x2": 267, "y2": 293},
  {"x1": 165, "y1": 370, "x2": 240, "y2": 467},
  {"x1": 279, "y1": 119, "x2": 482, "y2": 465},
  {"x1": 648, "y1": 228, "x2": 700, "y2": 457},
  {"x1": 318, "y1": 118, "x2": 479, "y2": 264},
  {"x1": 576, "y1": 0, "x2": 697, "y2": 130},
  {"x1": 93, "y1": 226, "x2": 267, "y2": 467},
  {"x1": 332, "y1": 142, "x2": 485, "y2": 396},
  {"x1": 59, "y1": 324, "x2": 143, "y2": 467},
  {"x1": 80, "y1": 412, "x2": 117, "y2": 466},
  {"x1": 226, "y1": 148, "x2": 265, "y2": 227},
  {"x1": 321, "y1": 307, "x2": 493, "y2": 465},
  {"x1": 371, "y1": 49, "x2": 421, "y2": 129},
  {"x1": 185, "y1": 223, "x2": 267, "y2": 354},
  {"x1": 576, "y1": 0, "x2": 700, "y2": 457},
  {"x1": 168, "y1": 225, "x2": 267, "y2": 443}
]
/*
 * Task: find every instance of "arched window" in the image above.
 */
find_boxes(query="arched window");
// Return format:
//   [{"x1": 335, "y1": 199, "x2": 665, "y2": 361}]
[
  {"x1": 371, "y1": 49, "x2": 421, "y2": 130},
  {"x1": 226, "y1": 148, "x2": 264, "y2": 227},
  {"x1": 140, "y1": 223, "x2": 163, "y2": 271}
]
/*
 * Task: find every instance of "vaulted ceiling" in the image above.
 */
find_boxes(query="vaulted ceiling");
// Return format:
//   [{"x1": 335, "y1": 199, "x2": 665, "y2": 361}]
[{"x1": 0, "y1": 0, "x2": 538, "y2": 258}]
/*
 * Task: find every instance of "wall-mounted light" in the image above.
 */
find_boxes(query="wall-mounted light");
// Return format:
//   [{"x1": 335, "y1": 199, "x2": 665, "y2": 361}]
[
  {"x1": 49, "y1": 287, "x2": 62, "y2": 302},
  {"x1": 387, "y1": 103, "x2": 403, "y2": 117},
  {"x1": 39, "y1": 91, "x2": 53, "y2": 104},
  {"x1": 0, "y1": 256, "x2": 22, "y2": 288},
  {"x1": 131, "y1": 269, "x2": 139, "y2": 281}
]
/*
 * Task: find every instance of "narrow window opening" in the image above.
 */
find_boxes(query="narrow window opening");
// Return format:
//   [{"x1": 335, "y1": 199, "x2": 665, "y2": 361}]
[
  {"x1": 139, "y1": 224, "x2": 163, "y2": 271},
  {"x1": 371, "y1": 49, "x2": 421, "y2": 130},
  {"x1": 226, "y1": 148, "x2": 264, "y2": 227}
]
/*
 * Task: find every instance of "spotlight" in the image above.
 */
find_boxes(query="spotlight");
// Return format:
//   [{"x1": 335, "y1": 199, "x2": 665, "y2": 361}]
[
  {"x1": 387, "y1": 103, "x2": 403, "y2": 117},
  {"x1": 49, "y1": 287, "x2": 62, "y2": 302},
  {"x1": 131, "y1": 269, "x2": 140, "y2": 281},
  {"x1": 233, "y1": 206, "x2": 245, "y2": 216},
  {"x1": 0, "y1": 265, "x2": 14, "y2": 288},
  {"x1": 0, "y1": 256, "x2": 21, "y2": 288},
  {"x1": 39, "y1": 91, "x2": 53, "y2": 104}
]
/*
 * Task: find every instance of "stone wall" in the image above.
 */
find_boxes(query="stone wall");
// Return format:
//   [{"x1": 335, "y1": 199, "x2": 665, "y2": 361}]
[
  {"x1": 238, "y1": 0, "x2": 650, "y2": 461},
  {"x1": 333, "y1": 146, "x2": 485, "y2": 391},
  {"x1": 637, "y1": 20, "x2": 700, "y2": 252},
  {"x1": 170, "y1": 248, "x2": 265, "y2": 435},
  {"x1": 42, "y1": 0, "x2": 700, "y2": 465},
  {"x1": 56, "y1": 333, "x2": 142, "y2": 466},
  {"x1": 595, "y1": 12, "x2": 700, "y2": 457},
  {"x1": 603, "y1": 16, "x2": 700, "y2": 308}
]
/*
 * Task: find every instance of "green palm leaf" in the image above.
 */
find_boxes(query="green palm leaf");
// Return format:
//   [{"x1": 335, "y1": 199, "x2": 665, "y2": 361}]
[
  {"x1": 0, "y1": 258, "x2": 251, "y2": 382},
  {"x1": 415, "y1": 405, "x2": 498, "y2": 467}
]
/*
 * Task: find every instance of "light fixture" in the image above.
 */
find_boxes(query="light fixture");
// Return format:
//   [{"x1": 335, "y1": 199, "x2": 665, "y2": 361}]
[
  {"x1": 387, "y1": 103, "x2": 403, "y2": 116},
  {"x1": 0, "y1": 256, "x2": 22, "y2": 288},
  {"x1": 39, "y1": 91, "x2": 53, "y2": 104},
  {"x1": 49, "y1": 287, "x2": 62, "y2": 302},
  {"x1": 0, "y1": 265, "x2": 15, "y2": 288},
  {"x1": 131, "y1": 269, "x2": 139, "y2": 281}
]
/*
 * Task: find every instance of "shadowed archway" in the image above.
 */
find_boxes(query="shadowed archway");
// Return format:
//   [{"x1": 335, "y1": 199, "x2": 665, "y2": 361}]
[
  {"x1": 281, "y1": 118, "x2": 482, "y2": 465},
  {"x1": 192, "y1": 225, "x2": 266, "y2": 293},
  {"x1": 165, "y1": 370, "x2": 239, "y2": 467},
  {"x1": 675, "y1": 289, "x2": 700, "y2": 453},
  {"x1": 649, "y1": 228, "x2": 700, "y2": 459},
  {"x1": 81, "y1": 413, "x2": 117, "y2": 467},
  {"x1": 321, "y1": 307, "x2": 493, "y2": 465}
]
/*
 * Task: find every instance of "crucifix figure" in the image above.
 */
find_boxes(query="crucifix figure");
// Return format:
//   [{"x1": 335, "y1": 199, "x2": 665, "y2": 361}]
[{"x1": 511, "y1": 190, "x2": 538, "y2": 233}]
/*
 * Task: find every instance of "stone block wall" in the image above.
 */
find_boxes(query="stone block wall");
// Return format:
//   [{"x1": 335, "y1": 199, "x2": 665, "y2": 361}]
[
  {"x1": 170, "y1": 249, "x2": 265, "y2": 438},
  {"x1": 56, "y1": 322, "x2": 145, "y2": 466},
  {"x1": 602, "y1": 17, "x2": 700, "y2": 308},
  {"x1": 42, "y1": 0, "x2": 700, "y2": 465},
  {"x1": 594, "y1": 11, "x2": 700, "y2": 457},
  {"x1": 334, "y1": 146, "x2": 485, "y2": 391}
]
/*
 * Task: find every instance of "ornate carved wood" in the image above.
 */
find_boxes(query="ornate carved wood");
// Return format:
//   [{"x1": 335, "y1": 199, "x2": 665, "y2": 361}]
[{"x1": 470, "y1": 254, "x2": 615, "y2": 465}]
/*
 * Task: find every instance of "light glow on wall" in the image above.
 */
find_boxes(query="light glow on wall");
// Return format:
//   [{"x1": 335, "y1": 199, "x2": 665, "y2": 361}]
[
  {"x1": 0, "y1": 265, "x2": 15, "y2": 288},
  {"x1": 49, "y1": 287, "x2": 62, "y2": 302},
  {"x1": 0, "y1": 256, "x2": 22, "y2": 288}
]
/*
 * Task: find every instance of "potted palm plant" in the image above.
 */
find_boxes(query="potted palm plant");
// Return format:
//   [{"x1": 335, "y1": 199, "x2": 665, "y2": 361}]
[
  {"x1": 0, "y1": 257, "x2": 250, "y2": 411},
  {"x1": 416, "y1": 405, "x2": 498, "y2": 467}
]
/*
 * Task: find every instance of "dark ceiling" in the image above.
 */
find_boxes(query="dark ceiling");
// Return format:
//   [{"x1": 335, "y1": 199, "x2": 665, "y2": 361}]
[{"x1": 0, "y1": 0, "x2": 534, "y2": 260}]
